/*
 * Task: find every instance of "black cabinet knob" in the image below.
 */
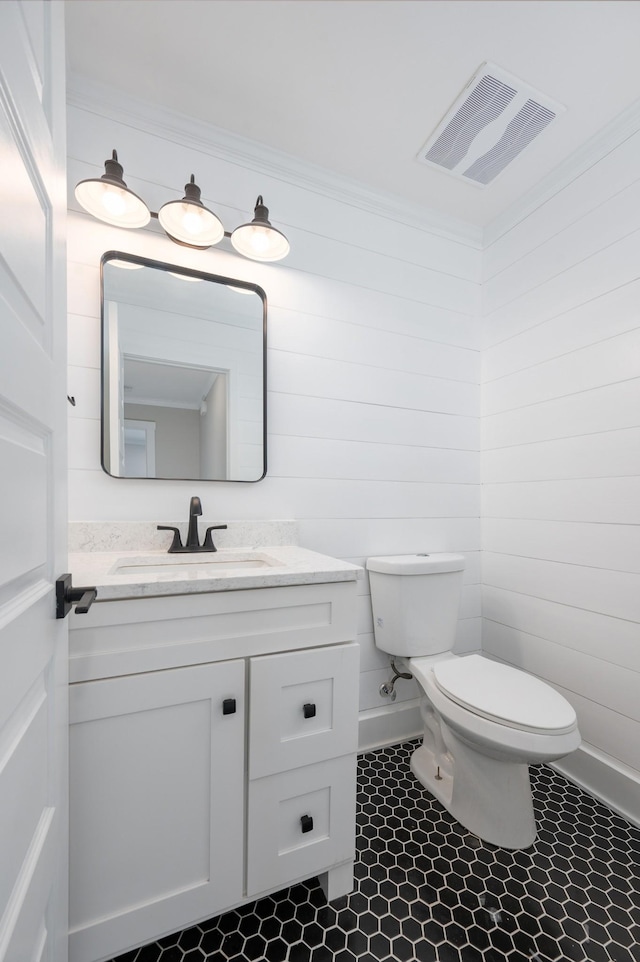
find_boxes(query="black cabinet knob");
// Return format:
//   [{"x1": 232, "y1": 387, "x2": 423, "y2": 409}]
[
  {"x1": 300, "y1": 814, "x2": 314, "y2": 834},
  {"x1": 222, "y1": 698, "x2": 236, "y2": 715},
  {"x1": 303, "y1": 703, "x2": 316, "y2": 719}
]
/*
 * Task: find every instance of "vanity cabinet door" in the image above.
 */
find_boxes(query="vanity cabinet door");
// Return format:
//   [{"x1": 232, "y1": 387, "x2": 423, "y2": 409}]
[{"x1": 68, "y1": 659, "x2": 245, "y2": 962}]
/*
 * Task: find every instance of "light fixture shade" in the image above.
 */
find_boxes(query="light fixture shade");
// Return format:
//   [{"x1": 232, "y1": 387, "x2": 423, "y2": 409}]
[
  {"x1": 230, "y1": 196, "x2": 290, "y2": 262},
  {"x1": 158, "y1": 175, "x2": 224, "y2": 249},
  {"x1": 74, "y1": 150, "x2": 150, "y2": 228}
]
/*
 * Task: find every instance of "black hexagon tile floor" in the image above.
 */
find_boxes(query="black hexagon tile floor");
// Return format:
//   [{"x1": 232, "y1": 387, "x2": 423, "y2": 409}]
[{"x1": 111, "y1": 740, "x2": 640, "y2": 962}]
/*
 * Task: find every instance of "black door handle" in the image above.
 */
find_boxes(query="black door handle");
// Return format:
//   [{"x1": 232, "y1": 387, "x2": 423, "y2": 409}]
[
  {"x1": 300, "y1": 814, "x2": 314, "y2": 834},
  {"x1": 56, "y1": 574, "x2": 98, "y2": 619},
  {"x1": 303, "y1": 703, "x2": 316, "y2": 719}
]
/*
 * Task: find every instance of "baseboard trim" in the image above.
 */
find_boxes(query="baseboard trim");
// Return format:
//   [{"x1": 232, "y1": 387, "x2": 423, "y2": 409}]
[
  {"x1": 551, "y1": 743, "x2": 640, "y2": 829},
  {"x1": 358, "y1": 700, "x2": 421, "y2": 755}
]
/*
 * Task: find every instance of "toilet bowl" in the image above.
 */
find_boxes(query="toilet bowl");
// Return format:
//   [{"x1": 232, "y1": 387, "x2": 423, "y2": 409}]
[
  {"x1": 366, "y1": 554, "x2": 580, "y2": 849},
  {"x1": 405, "y1": 653, "x2": 580, "y2": 848}
]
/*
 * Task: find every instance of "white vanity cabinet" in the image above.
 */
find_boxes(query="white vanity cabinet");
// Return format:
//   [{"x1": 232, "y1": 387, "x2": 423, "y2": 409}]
[{"x1": 68, "y1": 580, "x2": 359, "y2": 962}]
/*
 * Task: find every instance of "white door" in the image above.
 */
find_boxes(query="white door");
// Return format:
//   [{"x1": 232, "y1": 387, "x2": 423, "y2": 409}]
[{"x1": 0, "y1": 3, "x2": 68, "y2": 961}]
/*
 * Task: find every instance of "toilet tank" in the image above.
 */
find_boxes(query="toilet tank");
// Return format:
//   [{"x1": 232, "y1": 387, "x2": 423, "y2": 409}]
[{"x1": 366, "y1": 554, "x2": 465, "y2": 657}]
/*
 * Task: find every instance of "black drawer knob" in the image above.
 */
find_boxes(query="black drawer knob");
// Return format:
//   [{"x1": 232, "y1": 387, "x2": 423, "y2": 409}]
[
  {"x1": 300, "y1": 814, "x2": 314, "y2": 834},
  {"x1": 222, "y1": 698, "x2": 236, "y2": 715},
  {"x1": 303, "y1": 703, "x2": 316, "y2": 719}
]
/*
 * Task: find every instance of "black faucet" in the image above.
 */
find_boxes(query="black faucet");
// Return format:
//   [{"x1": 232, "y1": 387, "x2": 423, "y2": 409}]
[
  {"x1": 186, "y1": 495, "x2": 202, "y2": 549},
  {"x1": 158, "y1": 496, "x2": 228, "y2": 553}
]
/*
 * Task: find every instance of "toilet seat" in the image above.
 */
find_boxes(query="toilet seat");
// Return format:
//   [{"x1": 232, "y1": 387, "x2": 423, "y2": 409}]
[{"x1": 432, "y1": 654, "x2": 577, "y2": 734}]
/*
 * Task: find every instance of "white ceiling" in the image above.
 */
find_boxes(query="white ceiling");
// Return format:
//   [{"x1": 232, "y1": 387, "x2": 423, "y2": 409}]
[{"x1": 65, "y1": 0, "x2": 640, "y2": 228}]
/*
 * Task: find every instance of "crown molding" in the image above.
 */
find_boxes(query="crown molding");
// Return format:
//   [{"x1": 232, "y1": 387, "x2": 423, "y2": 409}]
[
  {"x1": 66, "y1": 77, "x2": 640, "y2": 257},
  {"x1": 483, "y1": 97, "x2": 640, "y2": 249},
  {"x1": 66, "y1": 73, "x2": 483, "y2": 250}
]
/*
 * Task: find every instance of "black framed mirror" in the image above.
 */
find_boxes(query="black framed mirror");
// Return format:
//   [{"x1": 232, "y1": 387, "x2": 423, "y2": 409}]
[{"x1": 100, "y1": 252, "x2": 267, "y2": 482}]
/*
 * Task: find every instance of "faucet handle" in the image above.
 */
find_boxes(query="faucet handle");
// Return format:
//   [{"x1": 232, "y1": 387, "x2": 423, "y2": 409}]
[
  {"x1": 157, "y1": 525, "x2": 184, "y2": 553},
  {"x1": 202, "y1": 525, "x2": 228, "y2": 552}
]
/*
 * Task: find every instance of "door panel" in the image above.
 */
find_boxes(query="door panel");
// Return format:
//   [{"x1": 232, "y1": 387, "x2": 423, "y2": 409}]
[
  {"x1": 0, "y1": 689, "x2": 48, "y2": 915},
  {"x1": 0, "y1": 100, "x2": 48, "y2": 326},
  {"x1": 0, "y1": 415, "x2": 47, "y2": 586},
  {"x1": 17, "y1": 0, "x2": 47, "y2": 107},
  {"x1": 0, "y1": 3, "x2": 67, "y2": 961}
]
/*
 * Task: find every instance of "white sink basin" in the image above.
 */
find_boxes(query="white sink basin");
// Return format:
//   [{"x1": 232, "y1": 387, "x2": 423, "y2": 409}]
[{"x1": 111, "y1": 551, "x2": 280, "y2": 577}]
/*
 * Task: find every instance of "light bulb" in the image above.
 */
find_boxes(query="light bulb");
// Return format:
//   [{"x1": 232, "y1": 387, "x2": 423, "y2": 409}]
[
  {"x1": 181, "y1": 207, "x2": 205, "y2": 236},
  {"x1": 101, "y1": 188, "x2": 127, "y2": 217},
  {"x1": 247, "y1": 227, "x2": 270, "y2": 254}
]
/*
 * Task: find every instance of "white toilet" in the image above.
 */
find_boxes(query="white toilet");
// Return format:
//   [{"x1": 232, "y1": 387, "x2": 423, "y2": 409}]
[{"x1": 366, "y1": 553, "x2": 580, "y2": 849}]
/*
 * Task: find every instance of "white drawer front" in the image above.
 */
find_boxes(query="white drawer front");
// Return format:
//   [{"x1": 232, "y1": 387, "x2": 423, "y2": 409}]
[
  {"x1": 249, "y1": 643, "x2": 359, "y2": 778},
  {"x1": 247, "y1": 755, "x2": 356, "y2": 897}
]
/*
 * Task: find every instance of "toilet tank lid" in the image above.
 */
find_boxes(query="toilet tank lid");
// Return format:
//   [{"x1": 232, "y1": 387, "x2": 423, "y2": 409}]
[{"x1": 366, "y1": 553, "x2": 465, "y2": 575}]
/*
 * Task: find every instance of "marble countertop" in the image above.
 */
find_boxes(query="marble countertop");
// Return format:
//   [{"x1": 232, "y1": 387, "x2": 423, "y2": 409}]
[{"x1": 68, "y1": 544, "x2": 363, "y2": 601}]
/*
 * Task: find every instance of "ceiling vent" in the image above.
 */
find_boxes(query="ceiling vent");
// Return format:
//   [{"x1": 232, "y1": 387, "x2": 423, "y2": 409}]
[{"x1": 417, "y1": 62, "x2": 565, "y2": 187}]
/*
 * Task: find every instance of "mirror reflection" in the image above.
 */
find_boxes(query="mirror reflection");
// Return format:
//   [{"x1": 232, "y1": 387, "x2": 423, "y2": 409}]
[{"x1": 101, "y1": 252, "x2": 266, "y2": 482}]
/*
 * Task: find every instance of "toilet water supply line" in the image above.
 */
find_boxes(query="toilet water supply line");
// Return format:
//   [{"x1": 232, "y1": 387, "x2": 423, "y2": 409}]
[
  {"x1": 379, "y1": 657, "x2": 448, "y2": 784},
  {"x1": 379, "y1": 659, "x2": 412, "y2": 702},
  {"x1": 379, "y1": 660, "x2": 446, "y2": 782}
]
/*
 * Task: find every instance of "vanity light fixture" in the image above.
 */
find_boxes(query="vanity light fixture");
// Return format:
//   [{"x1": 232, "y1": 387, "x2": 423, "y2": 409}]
[{"x1": 75, "y1": 150, "x2": 290, "y2": 262}]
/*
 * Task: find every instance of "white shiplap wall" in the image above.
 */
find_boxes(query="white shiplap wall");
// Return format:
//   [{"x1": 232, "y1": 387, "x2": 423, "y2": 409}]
[
  {"x1": 481, "y1": 124, "x2": 640, "y2": 822},
  {"x1": 66, "y1": 97, "x2": 482, "y2": 742}
]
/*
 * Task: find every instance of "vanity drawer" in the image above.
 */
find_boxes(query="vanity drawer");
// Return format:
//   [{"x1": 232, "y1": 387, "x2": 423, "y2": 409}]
[
  {"x1": 246, "y1": 754, "x2": 357, "y2": 897},
  {"x1": 249, "y1": 643, "x2": 359, "y2": 778}
]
